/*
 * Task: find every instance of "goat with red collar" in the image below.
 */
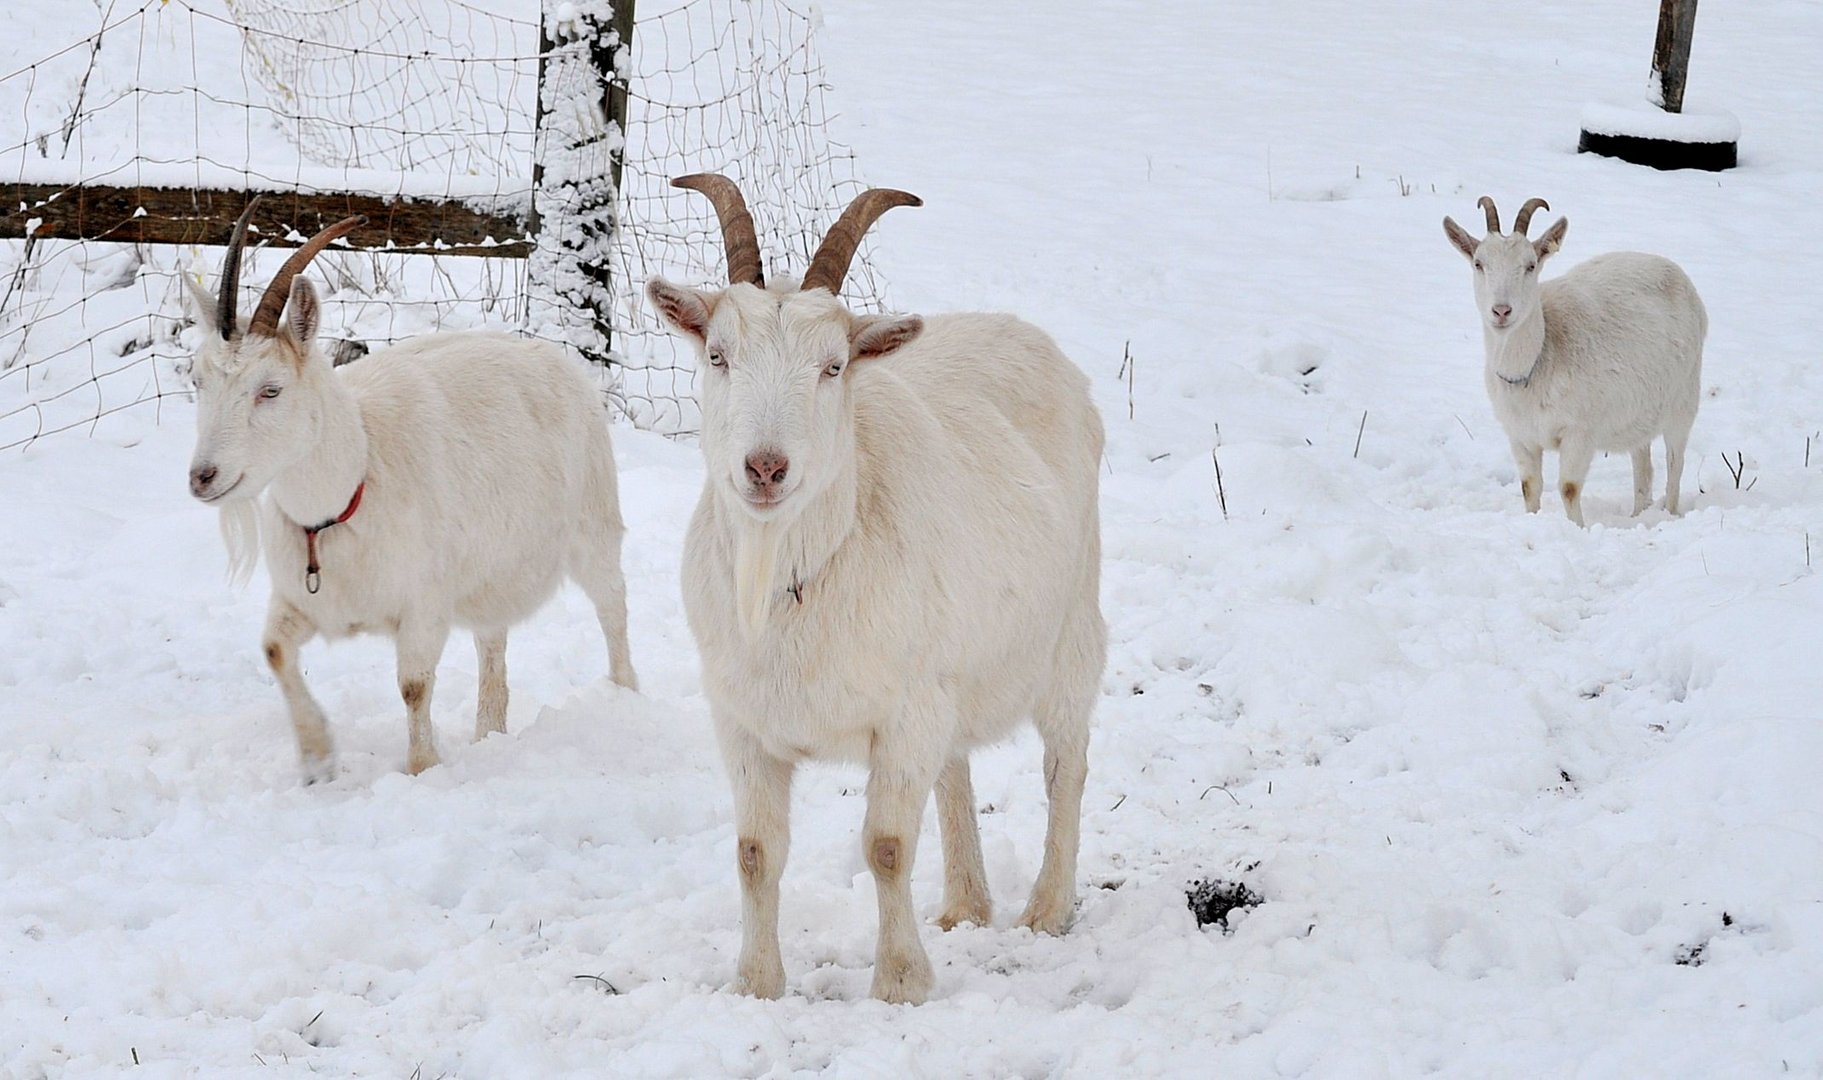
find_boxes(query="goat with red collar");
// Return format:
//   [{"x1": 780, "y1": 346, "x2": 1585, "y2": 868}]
[{"x1": 184, "y1": 200, "x2": 638, "y2": 780}]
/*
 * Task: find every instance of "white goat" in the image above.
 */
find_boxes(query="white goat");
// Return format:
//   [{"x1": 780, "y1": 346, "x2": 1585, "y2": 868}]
[
  {"x1": 1443, "y1": 196, "x2": 1707, "y2": 525},
  {"x1": 649, "y1": 175, "x2": 1106, "y2": 1004},
  {"x1": 184, "y1": 200, "x2": 637, "y2": 779}
]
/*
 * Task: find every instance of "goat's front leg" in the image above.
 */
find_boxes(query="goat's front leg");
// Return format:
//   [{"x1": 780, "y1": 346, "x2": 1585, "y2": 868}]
[
  {"x1": 395, "y1": 618, "x2": 452, "y2": 775},
  {"x1": 474, "y1": 630, "x2": 508, "y2": 740},
  {"x1": 262, "y1": 598, "x2": 332, "y2": 782},
  {"x1": 717, "y1": 719, "x2": 793, "y2": 998},
  {"x1": 864, "y1": 713, "x2": 945, "y2": 1004},
  {"x1": 1510, "y1": 438, "x2": 1544, "y2": 514},
  {"x1": 1557, "y1": 436, "x2": 1596, "y2": 527}
]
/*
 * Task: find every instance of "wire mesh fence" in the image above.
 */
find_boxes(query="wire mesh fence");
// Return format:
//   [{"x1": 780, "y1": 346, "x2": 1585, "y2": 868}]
[{"x1": 0, "y1": 0, "x2": 890, "y2": 451}]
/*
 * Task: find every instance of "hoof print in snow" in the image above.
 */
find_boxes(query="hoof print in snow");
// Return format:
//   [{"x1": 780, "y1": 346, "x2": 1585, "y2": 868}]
[
  {"x1": 1675, "y1": 911, "x2": 1739, "y2": 967},
  {"x1": 1187, "y1": 878, "x2": 1262, "y2": 932},
  {"x1": 1256, "y1": 338, "x2": 1329, "y2": 393}
]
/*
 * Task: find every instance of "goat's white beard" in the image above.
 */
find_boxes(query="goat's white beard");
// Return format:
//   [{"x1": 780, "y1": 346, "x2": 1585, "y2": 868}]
[
  {"x1": 219, "y1": 499, "x2": 263, "y2": 588},
  {"x1": 733, "y1": 519, "x2": 783, "y2": 641}
]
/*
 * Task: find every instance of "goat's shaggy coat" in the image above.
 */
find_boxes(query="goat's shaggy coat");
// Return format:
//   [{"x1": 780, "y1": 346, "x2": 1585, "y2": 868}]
[
  {"x1": 186, "y1": 209, "x2": 635, "y2": 778},
  {"x1": 653, "y1": 176, "x2": 1105, "y2": 1005},
  {"x1": 1444, "y1": 196, "x2": 1707, "y2": 524}
]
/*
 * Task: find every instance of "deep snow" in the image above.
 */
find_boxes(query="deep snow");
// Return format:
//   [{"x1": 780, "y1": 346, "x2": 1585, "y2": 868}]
[{"x1": 3, "y1": 1, "x2": 1823, "y2": 1077}]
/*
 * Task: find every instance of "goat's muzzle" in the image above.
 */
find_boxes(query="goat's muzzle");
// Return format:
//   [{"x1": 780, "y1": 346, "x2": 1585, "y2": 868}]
[
  {"x1": 190, "y1": 463, "x2": 242, "y2": 502},
  {"x1": 743, "y1": 448, "x2": 790, "y2": 504}
]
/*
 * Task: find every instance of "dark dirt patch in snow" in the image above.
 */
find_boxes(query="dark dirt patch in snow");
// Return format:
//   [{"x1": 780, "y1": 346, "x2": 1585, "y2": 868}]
[{"x1": 1187, "y1": 878, "x2": 1263, "y2": 932}]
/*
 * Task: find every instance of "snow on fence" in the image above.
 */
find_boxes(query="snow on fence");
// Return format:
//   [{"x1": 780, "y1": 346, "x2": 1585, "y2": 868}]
[{"x1": 0, "y1": 0, "x2": 890, "y2": 451}]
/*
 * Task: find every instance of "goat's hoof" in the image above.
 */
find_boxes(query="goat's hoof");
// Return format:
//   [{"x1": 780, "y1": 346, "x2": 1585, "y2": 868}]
[
  {"x1": 870, "y1": 951, "x2": 933, "y2": 1005},
  {"x1": 612, "y1": 669, "x2": 640, "y2": 693},
  {"x1": 1016, "y1": 893, "x2": 1076, "y2": 936},
  {"x1": 734, "y1": 962, "x2": 785, "y2": 1000},
  {"x1": 299, "y1": 754, "x2": 336, "y2": 786},
  {"x1": 406, "y1": 747, "x2": 441, "y2": 776},
  {"x1": 936, "y1": 899, "x2": 992, "y2": 931}
]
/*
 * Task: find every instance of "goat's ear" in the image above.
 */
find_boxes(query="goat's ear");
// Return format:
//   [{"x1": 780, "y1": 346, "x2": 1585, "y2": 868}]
[
  {"x1": 1442, "y1": 216, "x2": 1480, "y2": 260},
  {"x1": 647, "y1": 278, "x2": 715, "y2": 342},
  {"x1": 850, "y1": 314, "x2": 923, "y2": 362},
  {"x1": 286, "y1": 276, "x2": 321, "y2": 352},
  {"x1": 182, "y1": 270, "x2": 218, "y2": 335},
  {"x1": 1533, "y1": 217, "x2": 1568, "y2": 260}
]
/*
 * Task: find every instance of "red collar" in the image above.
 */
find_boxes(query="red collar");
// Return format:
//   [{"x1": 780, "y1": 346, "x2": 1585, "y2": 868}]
[
  {"x1": 304, "y1": 482, "x2": 365, "y2": 534},
  {"x1": 302, "y1": 482, "x2": 365, "y2": 594}
]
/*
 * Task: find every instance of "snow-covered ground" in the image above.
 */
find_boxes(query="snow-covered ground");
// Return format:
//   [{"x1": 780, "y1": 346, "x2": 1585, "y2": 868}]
[{"x1": 4, "y1": 1, "x2": 1823, "y2": 1076}]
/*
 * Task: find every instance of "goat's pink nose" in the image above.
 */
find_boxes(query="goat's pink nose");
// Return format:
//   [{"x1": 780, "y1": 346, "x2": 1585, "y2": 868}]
[
  {"x1": 745, "y1": 449, "x2": 789, "y2": 490},
  {"x1": 1491, "y1": 304, "x2": 1512, "y2": 320}
]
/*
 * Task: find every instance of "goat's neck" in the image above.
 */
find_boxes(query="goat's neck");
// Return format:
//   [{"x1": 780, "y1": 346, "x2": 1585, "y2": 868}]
[
  {"x1": 724, "y1": 446, "x2": 858, "y2": 637},
  {"x1": 732, "y1": 454, "x2": 858, "y2": 581},
  {"x1": 781, "y1": 454, "x2": 858, "y2": 585},
  {"x1": 1484, "y1": 309, "x2": 1547, "y2": 385},
  {"x1": 268, "y1": 370, "x2": 369, "y2": 527}
]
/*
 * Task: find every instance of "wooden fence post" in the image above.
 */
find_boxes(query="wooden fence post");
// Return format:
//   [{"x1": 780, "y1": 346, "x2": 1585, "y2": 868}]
[
  {"x1": 1650, "y1": 0, "x2": 1699, "y2": 113},
  {"x1": 529, "y1": 0, "x2": 635, "y2": 367}
]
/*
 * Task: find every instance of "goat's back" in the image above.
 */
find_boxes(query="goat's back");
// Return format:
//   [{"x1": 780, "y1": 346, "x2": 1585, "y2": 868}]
[
  {"x1": 848, "y1": 312, "x2": 1103, "y2": 744},
  {"x1": 305, "y1": 332, "x2": 618, "y2": 630},
  {"x1": 1524, "y1": 254, "x2": 1707, "y2": 447},
  {"x1": 883, "y1": 312, "x2": 1104, "y2": 507}
]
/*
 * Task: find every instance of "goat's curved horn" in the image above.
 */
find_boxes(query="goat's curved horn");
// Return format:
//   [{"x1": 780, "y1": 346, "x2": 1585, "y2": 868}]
[
  {"x1": 1477, "y1": 196, "x2": 1502, "y2": 235},
  {"x1": 672, "y1": 173, "x2": 765, "y2": 287},
  {"x1": 1513, "y1": 197, "x2": 1551, "y2": 236},
  {"x1": 247, "y1": 215, "x2": 366, "y2": 338},
  {"x1": 801, "y1": 188, "x2": 921, "y2": 297},
  {"x1": 217, "y1": 196, "x2": 262, "y2": 340}
]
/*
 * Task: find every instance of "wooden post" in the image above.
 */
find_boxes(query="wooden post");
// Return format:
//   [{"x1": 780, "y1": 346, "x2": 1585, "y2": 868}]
[
  {"x1": 1578, "y1": 0, "x2": 1734, "y2": 171},
  {"x1": 1651, "y1": 0, "x2": 1699, "y2": 113},
  {"x1": 603, "y1": 0, "x2": 637, "y2": 206},
  {"x1": 578, "y1": 1, "x2": 637, "y2": 352},
  {"x1": 528, "y1": 1, "x2": 634, "y2": 367}
]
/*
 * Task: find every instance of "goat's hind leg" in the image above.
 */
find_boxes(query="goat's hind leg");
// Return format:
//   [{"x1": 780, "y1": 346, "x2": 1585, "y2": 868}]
[
  {"x1": 935, "y1": 755, "x2": 991, "y2": 930},
  {"x1": 569, "y1": 523, "x2": 637, "y2": 692},
  {"x1": 1019, "y1": 589, "x2": 1103, "y2": 935},
  {"x1": 263, "y1": 599, "x2": 334, "y2": 783},
  {"x1": 474, "y1": 630, "x2": 508, "y2": 740},
  {"x1": 396, "y1": 619, "x2": 452, "y2": 775},
  {"x1": 1631, "y1": 446, "x2": 1654, "y2": 516},
  {"x1": 1663, "y1": 414, "x2": 1695, "y2": 516}
]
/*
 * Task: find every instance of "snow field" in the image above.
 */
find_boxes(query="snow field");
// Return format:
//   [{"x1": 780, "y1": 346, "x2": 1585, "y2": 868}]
[{"x1": 5, "y1": 0, "x2": 1823, "y2": 1076}]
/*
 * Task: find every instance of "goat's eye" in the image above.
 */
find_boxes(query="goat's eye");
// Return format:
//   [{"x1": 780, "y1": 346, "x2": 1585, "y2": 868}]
[
  {"x1": 822, "y1": 360, "x2": 844, "y2": 379},
  {"x1": 1472, "y1": 260, "x2": 1483, "y2": 271},
  {"x1": 706, "y1": 349, "x2": 727, "y2": 369},
  {"x1": 1526, "y1": 263, "x2": 1537, "y2": 273},
  {"x1": 258, "y1": 384, "x2": 282, "y2": 400}
]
